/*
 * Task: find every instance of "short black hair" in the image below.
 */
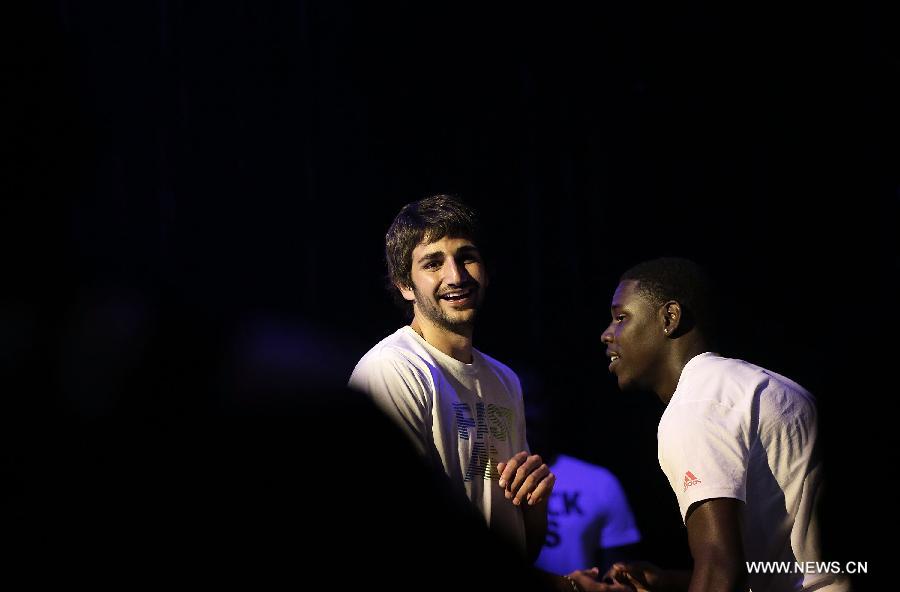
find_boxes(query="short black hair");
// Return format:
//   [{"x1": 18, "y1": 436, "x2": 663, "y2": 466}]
[
  {"x1": 620, "y1": 257, "x2": 719, "y2": 343},
  {"x1": 384, "y1": 194, "x2": 482, "y2": 315}
]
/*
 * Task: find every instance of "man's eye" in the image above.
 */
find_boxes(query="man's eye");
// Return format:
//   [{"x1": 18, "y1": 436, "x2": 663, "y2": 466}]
[
  {"x1": 423, "y1": 261, "x2": 441, "y2": 270},
  {"x1": 614, "y1": 314, "x2": 626, "y2": 322}
]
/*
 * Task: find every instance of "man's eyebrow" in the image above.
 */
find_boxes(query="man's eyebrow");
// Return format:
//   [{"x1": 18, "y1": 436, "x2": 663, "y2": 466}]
[
  {"x1": 417, "y1": 251, "x2": 444, "y2": 264},
  {"x1": 456, "y1": 245, "x2": 480, "y2": 255}
]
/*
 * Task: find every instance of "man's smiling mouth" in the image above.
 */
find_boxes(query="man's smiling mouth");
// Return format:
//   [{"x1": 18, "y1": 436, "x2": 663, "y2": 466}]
[{"x1": 439, "y1": 288, "x2": 475, "y2": 301}]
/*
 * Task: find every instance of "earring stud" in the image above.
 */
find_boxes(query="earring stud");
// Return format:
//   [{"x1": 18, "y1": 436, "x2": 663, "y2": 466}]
[{"x1": 664, "y1": 328, "x2": 669, "y2": 334}]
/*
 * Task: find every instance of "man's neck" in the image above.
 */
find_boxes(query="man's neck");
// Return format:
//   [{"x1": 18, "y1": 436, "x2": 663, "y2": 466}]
[
  {"x1": 410, "y1": 317, "x2": 474, "y2": 363},
  {"x1": 657, "y1": 338, "x2": 712, "y2": 405}
]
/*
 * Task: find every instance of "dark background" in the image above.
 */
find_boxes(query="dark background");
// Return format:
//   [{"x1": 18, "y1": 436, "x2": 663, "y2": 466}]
[{"x1": 7, "y1": 1, "x2": 895, "y2": 587}]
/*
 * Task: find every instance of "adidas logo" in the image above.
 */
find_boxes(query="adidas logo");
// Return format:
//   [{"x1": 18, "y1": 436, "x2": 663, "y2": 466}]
[{"x1": 683, "y1": 470, "x2": 701, "y2": 492}]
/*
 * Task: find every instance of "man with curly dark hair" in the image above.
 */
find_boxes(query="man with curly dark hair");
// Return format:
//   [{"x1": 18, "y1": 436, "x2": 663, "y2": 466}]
[{"x1": 350, "y1": 194, "x2": 555, "y2": 563}]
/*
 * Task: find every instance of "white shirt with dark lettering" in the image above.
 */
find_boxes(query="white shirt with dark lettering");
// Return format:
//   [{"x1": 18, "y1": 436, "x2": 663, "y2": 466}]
[
  {"x1": 349, "y1": 326, "x2": 528, "y2": 552},
  {"x1": 535, "y1": 454, "x2": 640, "y2": 575},
  {"x1": 658, "y1": 352, "x2": 849, "y2": 592}
]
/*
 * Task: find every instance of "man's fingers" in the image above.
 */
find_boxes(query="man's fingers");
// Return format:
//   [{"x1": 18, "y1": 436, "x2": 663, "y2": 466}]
[
  {"x1": 513, "y1": 463, "x2": 554, "y2": 505},
  {"x1": 623, "y1": 572, "x2": 644, "y2": 592},
  {"x1": 497, "y1": 451, "x2": 528, "y2": 488},
  {"x1": 608, "y1": 564, "x2": 631, "y2": 586},
  {"x1": 601, "y1": 564, "x2": 621, "y2": 583},
  {"x1": 526, "y1": 471, "x2": 555, "y2": 505},
  {"x1": 498, "y1": 451, "x2": 556, "y2": 505},
  {"x1": 518, "y1": 467, "x2": 554, "y2": 505},
  {"x1": 508, "y1": 453, "x2": 544, "y2": 494},
  {"x1": 496, "y1": 460, "x2": 511, "y2": 493},
  {"x1": 512, "y1": 463, "x2": 546, "y2": 504}
]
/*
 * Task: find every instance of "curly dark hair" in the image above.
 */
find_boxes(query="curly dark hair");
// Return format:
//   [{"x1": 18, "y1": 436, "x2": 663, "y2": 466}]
[{"x1": 384, "y1": 194, "x2": 482, "y2": 316}]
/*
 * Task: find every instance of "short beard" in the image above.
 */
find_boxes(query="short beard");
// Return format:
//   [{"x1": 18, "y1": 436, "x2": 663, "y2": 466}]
[{"x1": 413, "y1": 286, "x2": 479, "y2": 336}]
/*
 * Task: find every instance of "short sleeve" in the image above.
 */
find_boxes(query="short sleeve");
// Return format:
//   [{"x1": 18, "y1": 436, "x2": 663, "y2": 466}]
[
  {"x1": 658, "y1": 401, "x2": 749, "y2": 522},
  {"x1": 349, "y1": 348, "x2": 432, "y2": 454}
]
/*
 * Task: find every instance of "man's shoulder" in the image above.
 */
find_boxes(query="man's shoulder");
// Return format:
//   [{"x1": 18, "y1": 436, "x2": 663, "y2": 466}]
[
  {"x1": 355, "y1": 327, "x2": 428, "y2": 365},
  {"x1": 473, "y1": 347, "x2": 515, "y2": 374},
  {"x1": 665, "y1": 356, "x2": 760, "y2": 425},
  {"x1": 691, "y1": 355, "x2": 813, "y2": 404},
  {"x1": 473, "y1": 349, "x2": 521, "y2": 383},
  {"x1": 348, "y1": 328, "x2": 437, "y2": 397},
  {"x1": 679, "y1": 354, "x2": 776, "y2": 403},
  {"x1": 666, "y1": 355, "x2": 816, "y2": 438},
  {"x1": 687, "y1": 353, "x2": 757, "y2": 379}
]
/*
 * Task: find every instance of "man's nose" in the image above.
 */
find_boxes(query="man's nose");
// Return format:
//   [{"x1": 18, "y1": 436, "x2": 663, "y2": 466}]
[
  {"x1": 601, "y1": 326, "x2": 613, "y2": 343},
  {"x1": 444, "y1": 259, "x2": 470, "y2": 284}
]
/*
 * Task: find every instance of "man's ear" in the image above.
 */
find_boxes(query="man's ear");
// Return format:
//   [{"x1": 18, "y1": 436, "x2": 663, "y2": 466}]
[
  {"x1": 662, "y1": 301, "x2": 682, "y2": 336},
  {"x1": 397, "y1": 282, "x2": 416, "y2": 302}
]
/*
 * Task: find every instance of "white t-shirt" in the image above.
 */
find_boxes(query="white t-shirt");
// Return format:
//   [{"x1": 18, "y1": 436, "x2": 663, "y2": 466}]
[
  {"x1": 348, "y1": 326, "x2": 529, "y2": 552},
  {"x1": 535, "y1": 454, "x2": 641, "y2": 575},
  {"x1": 658, "y1": 352, "x2": 849, "y2": 592}
]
